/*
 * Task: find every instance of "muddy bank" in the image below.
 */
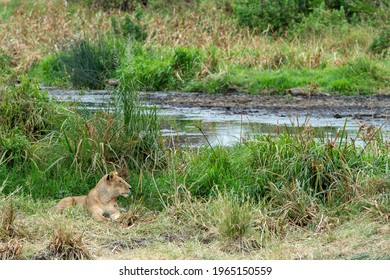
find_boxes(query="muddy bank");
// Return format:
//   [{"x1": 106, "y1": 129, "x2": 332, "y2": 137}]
[
  {"x1": 48, "y1": 88, "x2": 390, "y2": 120},
  {"x1": 143, "y1": 92, "x2": 390, "y2": 120}
]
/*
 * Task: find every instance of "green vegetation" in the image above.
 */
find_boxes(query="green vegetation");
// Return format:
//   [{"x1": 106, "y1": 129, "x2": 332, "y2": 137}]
[
  {"x1": 0, "y1": 72, "x2": 388, "y2": 259},
  {"x1": 369, "y1": 26, "x2": 390, "y2": 57},
  {"x1": 0, "y1": 0, "x2": 389, "y2": 259},
  {"x1": 0, "y1": 0, "x2": 387, "y2": 94}
]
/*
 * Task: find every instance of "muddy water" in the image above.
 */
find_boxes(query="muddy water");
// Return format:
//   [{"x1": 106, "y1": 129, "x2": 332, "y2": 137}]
[{"x1": 48, "y1": 89, "x2": 390, "y2": 147}]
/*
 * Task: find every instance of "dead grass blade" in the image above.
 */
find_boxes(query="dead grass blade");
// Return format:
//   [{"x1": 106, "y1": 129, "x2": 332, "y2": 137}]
[
  {"x1": 48, "y1": 225, "x2": 90, "y2": 260},
  {"x1": 0, "y1": 238, "x2": 23, "y2": 260}
]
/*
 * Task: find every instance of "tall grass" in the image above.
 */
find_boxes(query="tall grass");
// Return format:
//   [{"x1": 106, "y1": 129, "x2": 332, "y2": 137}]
[
  {"x1": 112, "y1": 74, "x2": 163, "y2": 170},
  {"x1": 10, "y1": 0, "x2": 387, "y2": 94},
  {"x1": 56, "y1": 37, "x2": 126, "y2": 89},
  {"x1": 212, "y1": 192, "x2": 253, "y2": 241},
  {"x1": 0, "y1": 66, "x2": 163, "y2": 200},
  {"x1": 138, "y1": 119, "x2": 389, "y2": 229},
  {"x1": 1, "y1": 74, "x2": 388, "y2": 224},
  {"x1": 0, "y1": 0, "x2": 389, "y2": 259}
]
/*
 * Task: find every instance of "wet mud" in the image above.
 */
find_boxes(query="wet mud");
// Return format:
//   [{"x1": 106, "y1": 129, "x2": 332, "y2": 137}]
[{"x1": 143, "y1": 92, "x2": 390, "y2": 120}]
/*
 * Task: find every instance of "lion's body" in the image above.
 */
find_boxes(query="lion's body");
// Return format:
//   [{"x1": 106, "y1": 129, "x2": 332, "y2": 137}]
[{"x1": 55, "y1": 172, "x2": 131, "y2": 221}]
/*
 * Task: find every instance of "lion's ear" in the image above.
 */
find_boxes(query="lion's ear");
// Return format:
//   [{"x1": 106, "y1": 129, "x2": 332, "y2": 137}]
[{"x1": 107, "y1": 171, "x2": 118, "y2": 181}]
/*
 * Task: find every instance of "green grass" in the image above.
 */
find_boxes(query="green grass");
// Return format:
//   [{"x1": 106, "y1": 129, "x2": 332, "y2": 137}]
[
  {"x1": 2, "y1": 76, "x2": 388, "y2": 219},
  {"x1": 31, "y1": 39, "x2": 390, "y2": 94},
  {"x1": 1, "y1": 0, "x2": 390, "y2": 260},
  {"x1": 187, "y1": 58, "x2": 390, "y2": 94},
  {"x1": 21, "y1": 0, "x2": 389, "y2": 94}
]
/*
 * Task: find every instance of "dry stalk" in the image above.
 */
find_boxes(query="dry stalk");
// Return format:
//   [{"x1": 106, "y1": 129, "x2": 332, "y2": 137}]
[{"x1": 48, "y1": 225, "x2": 90, "y2": 260}]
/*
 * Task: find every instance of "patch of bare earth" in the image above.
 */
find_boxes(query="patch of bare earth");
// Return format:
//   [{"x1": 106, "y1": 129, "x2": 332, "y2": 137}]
[{"x1": 143, "y1": 92, "x2": 390, "y2": 120}]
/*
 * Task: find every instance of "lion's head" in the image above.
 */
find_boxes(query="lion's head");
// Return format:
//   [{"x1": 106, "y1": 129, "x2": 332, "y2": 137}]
[{"x1": 105, "y1": 171, "x2": 131, "y2": 198}]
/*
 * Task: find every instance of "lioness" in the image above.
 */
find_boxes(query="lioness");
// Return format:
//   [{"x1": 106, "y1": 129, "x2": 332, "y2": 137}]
[{"x1": 56, "y1": 171, "x2": 131, "y2": 222}]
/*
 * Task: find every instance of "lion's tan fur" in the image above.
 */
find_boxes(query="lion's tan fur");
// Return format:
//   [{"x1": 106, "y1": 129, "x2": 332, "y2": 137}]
[{"x1": 55, "y1": 171, "x2": 131, "y2": 222}]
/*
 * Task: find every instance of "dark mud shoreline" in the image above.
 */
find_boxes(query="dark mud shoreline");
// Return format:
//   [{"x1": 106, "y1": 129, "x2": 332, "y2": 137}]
[
  {"x1": 143, "y1": 92, "x2": 390, "y2": 120},
  {"x1": 47, "y1": 88, "x2": 390, "y2": 121}
]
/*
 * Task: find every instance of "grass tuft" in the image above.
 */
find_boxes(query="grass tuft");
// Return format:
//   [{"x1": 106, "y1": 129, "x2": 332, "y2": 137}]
[
  {"x1": 0, "y1": 238, "x2": 23, "y2": 260},
  {"x1": 212, "y1": 192, "x2": 253, "y2": 241},
  {"x1": 48, "y1": 225, "x2": 90, "y2": 260},
  {"x1": 0, "y1": 197, "x2": 27, "y2": 242}
]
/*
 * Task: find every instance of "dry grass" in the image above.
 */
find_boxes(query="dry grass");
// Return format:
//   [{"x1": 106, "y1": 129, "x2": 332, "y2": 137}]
[
  {"x1": 47, "y1": 225, "x2": 90, "y2": 260},
  {"x1": 0, "y1": 198, "x2": 28, "y2": 242},
  {"x1": 0, "y1": 198, "x2": 26, "y2": 259},
  {"x1": 144, "y1": 6, "x2": 375, "y2": 69},
  {"x1": 0, "y1": 0, "x2": 378, "y2": 72},
  {"x1": 0, "y1": 238, "x2": 23, "y2": 260},
  {"x1": 0, "y1": 194, "x2": 385, "y2": 260},
  {"x1": 0, "y1": 0, "x2": 114, "y2": 71}
]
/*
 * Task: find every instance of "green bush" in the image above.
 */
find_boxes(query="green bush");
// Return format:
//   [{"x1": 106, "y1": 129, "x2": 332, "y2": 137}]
[
  {"x1": 171, "y1": 47, "x2": 203, "y2": 81},
  {"x1": 369, "y1": 27, "x2": 390, "y2": 57},
  {"x1": 118, "y1": 46, "x2": 174, "y2": 91},
  {"x1": 293, "y1": 3, "x2": 348, "y2": 36},
  {"x1": 0, "y1": 77, "x2": 58, "y2": 138},
  {"x1": 56, "y1": 38, "x2": 125, "y2": 89},
  {"x1": 233, "y1": 0, "x2": 390, "y2": 35},
  {"x1": 28, "y1": 54, "x2": 67, "y2": 86},
  {"x1": 346, "y1": 58, "x2": 387, "y2": 82},
  {"x1": 0, "y1": 129, "x2": 31, "y2": 165},
  {"x1": 118, "y1": 46, "x2": 203, "y2": 91},
  {"x1": 111, "y1": 11, "x2": 147, "y2": 42},
  {"x1": 0, "y1": 77, "x2": 66, "y2": 167},
  {"x1": 233, "y1": 0, "x2": 305, "y2": 35},
  {"x1": 185, "y1": 73, "x2": 231, "y2": 94}
]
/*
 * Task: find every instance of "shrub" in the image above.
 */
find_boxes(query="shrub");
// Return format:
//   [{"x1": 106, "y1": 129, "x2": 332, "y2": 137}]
[
  {"x1": 233, "y1": 0, "x2": 389, "y2": 35},
  {"x1": 171, "y1": 47, "x2": 203, "y2": 81},
  {"x1": 0, "y1": 130, "x2": 30, "y2": 165},
  {"x1": 346, "y1": 58, "x2": 388, "y2": 82},
  {"x1": 0, "y1": 238, "x2": 23, "y2": 260},
  {"x1": 111, "y1": 11, "x2": 147, "y2": 42},
  {"x1": 0, "y1": 77, "x2": 58, "y2": 139},
  {"x1": 369, "y1": 27, "x2": 390, "y2": 57},
  {"x1": 186, "y1": 72, "x2": 231, "y2": 93},
  {"x1": 48, "y1": 226, "x2": 90, "y2": 260},
  {"x1": 57, "y1": 38, "x2": 125, "y2": 89},
  {"x1": 293, "y1": 3, "x2": 348, "y2": 36},
  {"x1": 118, "y1": 45, "x2": 174, "y2": 91},
  {"x1": 233, "y1": 0, "x2": 304, "y2": 35},
  {"x1": 0, "y1": 76, "x2": 67, "y2": 167},
  {"x1": 28, "y1": 54, "x2": 67, "y2": 86}
]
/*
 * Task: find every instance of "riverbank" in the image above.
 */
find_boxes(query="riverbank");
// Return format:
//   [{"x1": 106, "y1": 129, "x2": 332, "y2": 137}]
[
  {"x1": 0, "y1": 1, "x2": 388, "y2": 95},
  {"x1": 48, "y1": 87, "x2": 390, "y2": 120},
  {"x1": 0, "y1": 1, "x2": 389, "y2": 260},
  {"x1": 143, "y1": 91, "x2": 390, "y2": 119},
  {"x1": 1, "y1": 78, "x2": 389, "y2": 260}
]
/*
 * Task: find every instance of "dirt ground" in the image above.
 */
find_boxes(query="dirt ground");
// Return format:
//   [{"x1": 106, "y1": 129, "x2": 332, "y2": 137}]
[{"x1": 143, "y1": 92, "x2": 390, "y2": 120}]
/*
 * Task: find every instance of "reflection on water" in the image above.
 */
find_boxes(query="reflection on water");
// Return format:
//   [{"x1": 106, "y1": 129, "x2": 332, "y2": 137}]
[
  {"x1": 47, "y1": 89, "x2": 390, "y2": 147},
  {"x1": 156, "y1": 106, "x2": 389, "y2": 147}
]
